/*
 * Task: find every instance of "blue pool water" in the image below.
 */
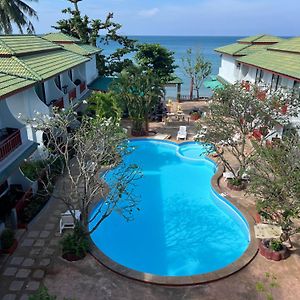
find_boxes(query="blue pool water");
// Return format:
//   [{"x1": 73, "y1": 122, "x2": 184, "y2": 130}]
[{"x1": 90, "y1": 140, "x2": 250, "y2": 276}]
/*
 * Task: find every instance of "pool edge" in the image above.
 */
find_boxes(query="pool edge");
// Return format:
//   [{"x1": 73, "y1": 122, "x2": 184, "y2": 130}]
[{"x1": 88, "y1": 159, "x2": 258, "y2": 286}]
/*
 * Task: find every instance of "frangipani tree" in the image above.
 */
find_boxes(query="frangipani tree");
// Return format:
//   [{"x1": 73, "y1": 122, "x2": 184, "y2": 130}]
[
  {"x1": 196, "y1": 82, "x2": 299, "y2": 184},
  {"x1": 28, "y1": 107, "x2": 142, "y2": 234},
  {"x1": 248, "y1": 135, "x2": 300, "y2": 243}
]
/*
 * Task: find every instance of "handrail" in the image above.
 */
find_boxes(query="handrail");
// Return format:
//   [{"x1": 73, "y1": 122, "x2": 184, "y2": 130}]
[{"x1": 0, "y1": 129, "x2": 22, "y2": 161}]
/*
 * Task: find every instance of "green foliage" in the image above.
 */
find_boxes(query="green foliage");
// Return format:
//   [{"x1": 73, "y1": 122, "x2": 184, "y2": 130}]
[
  {"x1": 256, "y1": 272, "x2": 278, "y2": 300},
  {"x1": 20, "y1": 160, "x2": 47, "y2": 181},
  {"x1": 198, "y1": 82, "x2": 297, "y2": 181},
  {"x1": 249, "y1": 135, "x2": 300, "y2": 238},
  {"x1": 22, "y1": 189, "x2": 49, "y2": 223},
  {"x1": 0, "y1": 0, "x2": 38, "y2": 34},
  {"x1": 181, "y1": 48, "x2": 212, "y2": 98},
  {"x1": 111, "y1": 66, "x2": 164, "y2": 135},
  {"x1": 269, "y1": 239, "x2": 283, "y2": 251},
  {"x1": 87, "y1": 92, "x2": 121, "y2": 120},
  {"x1": 135, "y1": 44, "x2": 176, "y2": 83},
  {"x1": 29, "y1": 286, "x2": 57, "y2": 300},
  {"x1": 53, "y1": 1, "x2": 136, "y2": 76},
  {"x1": 60, "y1": 224, "x2": 89, "y2": 257},
  {"x1": 0, "y1": 228, "x2": 15, "y2": 249}
]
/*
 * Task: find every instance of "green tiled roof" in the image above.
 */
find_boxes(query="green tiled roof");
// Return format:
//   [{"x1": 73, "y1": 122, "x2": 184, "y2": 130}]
[
  {"x1": 21, "y1": 50, "x2": 89, "y2": 80},
  {"x1": 238, "y1": 44, "x2": 269, "y2": 55},
  {"x1": 62, "y1": 43, "x2": 101, "y2": 56},
  {"x1": 0, "y1": 57, "x2": 38, "y2": 80},
  {"x1": 0, "y1": 73, "x2": 36, "y2": 98},
  {"x1": 237, "y1": 50, "x2": 300, "y2": 80},
  {"x1": 215, "y1": 43, "x2": 268, "y2": 56},
  {"x1": 267, "y1": 37, "x2": 300, "y2": 54},
  {"x1": 0, "y1": 35, "x2": 61, "y2": 56},
  {"x1": 237, "y1": 35, "x2": 283, "y2": 44},
  {"x1": 215, "y1": 43, "x2": 249, "y2": 55},
  {"x1": 43, "y1": 32, "x2": 81, "y2": 43}
]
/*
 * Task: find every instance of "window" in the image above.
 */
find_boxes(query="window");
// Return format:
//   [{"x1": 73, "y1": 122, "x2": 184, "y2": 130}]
[
  {"x1": 293, "y1": 81, "x2": 300, "y2": 99},
  {"x1": 54, "y1": 75, "x2": 61, "y2": 90},
  {"x1": 271, "y1": 74, "x2": 282, "y2": 91},
  {"x1": 255, "y1": 69, "x2": 264, "y2": 84},
  {"x1": 68, "y1": 69, "x2": 73, "y2": 81},
  {"x1": 34, "y1": 82, "x2": 46, "y2": 103}
]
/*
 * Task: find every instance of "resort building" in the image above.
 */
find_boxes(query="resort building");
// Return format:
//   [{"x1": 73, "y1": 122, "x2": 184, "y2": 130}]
[
  {"x1": 215, "y1": 35, "x2": 300, "y2": 135},
  {"x1": 0, "y1": 34, "x2": 100, "y2": 232}
]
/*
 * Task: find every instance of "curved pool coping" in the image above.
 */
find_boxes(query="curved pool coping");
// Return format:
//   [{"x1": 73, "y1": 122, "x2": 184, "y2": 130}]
[{"x1": 89, "y1": 139, "x2": 258, "y2": 285}]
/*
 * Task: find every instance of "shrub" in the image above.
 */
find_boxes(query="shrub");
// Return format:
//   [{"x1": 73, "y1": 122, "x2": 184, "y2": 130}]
[
  {"x1": 20, "y1": 160, "x2": 46, "y2": 181},
  {"x1": 269, "y1": 239, "x2": 283, "y2": 252},
  {"x1": 228, "y1": 177, "x2": 243, "y2": 186},
  {"x1": 29, "y1": 286, "x2": 56, "y2": 300},
  {"x1": 0, "y1": 228, "x2": 15, "y2": 249},
  {"x1": 60, "y1": 224, "x2": 89, "y2": 258}
]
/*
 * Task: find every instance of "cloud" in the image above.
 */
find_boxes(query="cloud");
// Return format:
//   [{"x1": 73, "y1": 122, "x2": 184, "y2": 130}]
[{"x1": 138, "y1": 8, "x2": 159, "y2": 18}]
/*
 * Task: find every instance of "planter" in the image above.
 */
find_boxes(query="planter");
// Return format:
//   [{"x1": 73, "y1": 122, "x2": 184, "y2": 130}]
[
  {"x1": 62, "y1": 252, "x2": 85, "y2": 262},
  {"x1": 1, "y1": 239, "x2": 18, "y2": 255},
  {"x1": 259, "y1": 240, "x2": 289, "y2": 261},
  {"x1": 190, "y1": 114, "x2": 200, "y2": 121},
  {"x1": 227, "y1": 180, "x2": 246, "y2": 191}
]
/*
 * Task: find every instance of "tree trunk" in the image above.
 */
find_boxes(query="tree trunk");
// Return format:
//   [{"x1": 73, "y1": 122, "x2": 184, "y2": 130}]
[{"x1": 189, "y1": 77, "x2": 194, "y2": 100}]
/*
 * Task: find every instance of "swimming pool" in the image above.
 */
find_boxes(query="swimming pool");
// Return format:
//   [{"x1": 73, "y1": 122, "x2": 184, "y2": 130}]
[{"x1": 90, "y1": 139, "x2": 250, "y2": 277}]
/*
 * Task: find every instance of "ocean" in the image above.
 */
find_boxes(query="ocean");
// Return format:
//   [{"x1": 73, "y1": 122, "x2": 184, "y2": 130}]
[{"x1": 98, "y1": 36, "x2": 242, "y2": 98}]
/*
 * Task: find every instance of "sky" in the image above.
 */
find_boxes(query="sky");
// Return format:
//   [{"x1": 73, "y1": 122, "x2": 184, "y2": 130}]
[{"x1": 30, "y1": 0, "x2": 300, "y2": 36}]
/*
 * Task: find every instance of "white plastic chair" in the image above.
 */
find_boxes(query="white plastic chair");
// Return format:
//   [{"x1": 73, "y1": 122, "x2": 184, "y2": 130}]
[
  {"x1": 177, "y1": 126, "x2": 187, "y2": 140},
  {"x1": 59, "y1": 210, "x2": 81, "y2": 234}
]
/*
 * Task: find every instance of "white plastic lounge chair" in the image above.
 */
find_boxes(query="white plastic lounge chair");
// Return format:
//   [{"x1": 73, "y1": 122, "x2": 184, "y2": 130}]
[
  {"x1": 223, "y1": 171, "x2": 235, "y2": 180},
  {"x1": 177, "y1": 126, "x2": 187, "y2": 140},
  {"x1": 59, "y1": 210, "x2": 81, "y2": 234}
]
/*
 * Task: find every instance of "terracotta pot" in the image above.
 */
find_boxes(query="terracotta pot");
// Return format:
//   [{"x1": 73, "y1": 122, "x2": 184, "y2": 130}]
[
  {"x1": 190, "y1": 114, "x2": 200, "y2": 121},
  {"x1": 1, "y1": 240, "x2": 18, "y2": 255},
  {"x1": 62, "y1": 252, "x2": 85, "y2": 262},
  {"x1": 259, "y1": 240, "x2": 289, "y2": 261}
]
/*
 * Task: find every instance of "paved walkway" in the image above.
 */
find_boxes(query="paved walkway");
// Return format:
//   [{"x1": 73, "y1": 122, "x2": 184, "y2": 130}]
[{"x1": 0, "y1": 190, "x2": 65, "y2": 300}]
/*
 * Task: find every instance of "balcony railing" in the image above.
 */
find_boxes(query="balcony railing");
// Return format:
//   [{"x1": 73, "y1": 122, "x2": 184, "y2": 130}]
[
  {"x1": 80, "y1": 82, "x2": 86, "y2": 94},
  {"x1": 69, "y1": 88, "x2": 77, "y2": 102},
  {"x1": 52, "y1": 97, "x2": 64, "y2": 109},
  {"x1": 0, "y1": 128, "x2": 22, "y2": 161}
]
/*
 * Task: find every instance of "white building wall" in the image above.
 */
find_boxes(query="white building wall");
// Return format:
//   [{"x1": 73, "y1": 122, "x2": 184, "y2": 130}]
[
  {"x1": 60, "y1": 71, "x2": 76, "y2": 93},
  {"x1": 4, "y1": 88, "x2": 50, "y2": 153},
  {"x1": 44, "y1": 78, "x2": 64, "y2": 105},
  {"x1": 218, "y1": 54, "x2": 239, "y2": 84},
  {"x1": 85, "y1": 55, "x2": 98, "y2": 84}
]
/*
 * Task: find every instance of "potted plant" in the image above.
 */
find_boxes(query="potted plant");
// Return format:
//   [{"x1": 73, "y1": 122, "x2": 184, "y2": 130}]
[
  {"x1": 190, "y1": 111, "x2": 201, "y2": 121},
  {"x1": 227, "y1": 177, "x2": 246, "y2": 191},
  {"x1": 259, "y1": 238, "x2": 289, "y2": 261},
  {"x1": 60, "y1": 224, "x2": 89, "y2": 261},
  {"x1": 0, "y1": 228, "x2": 18, "y2": 255}
]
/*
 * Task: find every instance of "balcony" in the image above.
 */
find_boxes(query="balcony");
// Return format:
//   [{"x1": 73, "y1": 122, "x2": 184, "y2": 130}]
[
  {"x1": 0, "y1": 128, "x2": 22, "y2": 162},
  {"x1": 80, "y1": 81, "x2": 86, "y2": 94},
  {"x1": 69, "y1": 88, "x2": 77, "y2": 102},
  {"x1": 52, "y1": 97, "x2": 64, "y2": 109}
]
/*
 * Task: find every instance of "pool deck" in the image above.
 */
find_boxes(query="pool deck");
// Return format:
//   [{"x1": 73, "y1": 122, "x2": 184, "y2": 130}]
[{"x1": 1, "y1": 101, "x2": 300, "y2": 299}]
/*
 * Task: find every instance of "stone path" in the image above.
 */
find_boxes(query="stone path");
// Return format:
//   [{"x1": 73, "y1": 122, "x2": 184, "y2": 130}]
[{"x1": 0, "y1": 195, "x2": 65, "y2": 300}]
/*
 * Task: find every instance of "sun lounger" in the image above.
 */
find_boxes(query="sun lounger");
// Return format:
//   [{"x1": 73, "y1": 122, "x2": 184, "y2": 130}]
[
  {"x1": 177, "y1": 126, "x2": 187, "y2": 140},
  {"x1": 59, "y1": 210, "x2": 81, "y2": 234}
]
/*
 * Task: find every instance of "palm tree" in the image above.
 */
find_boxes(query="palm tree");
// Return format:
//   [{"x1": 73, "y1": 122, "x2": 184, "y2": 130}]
[
  {"x1": 68, "y1": 0, "x2": 82, "y2": 12},
  {"x1": 0, "y1": 0, "x2": 38, "y2": 34}
]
